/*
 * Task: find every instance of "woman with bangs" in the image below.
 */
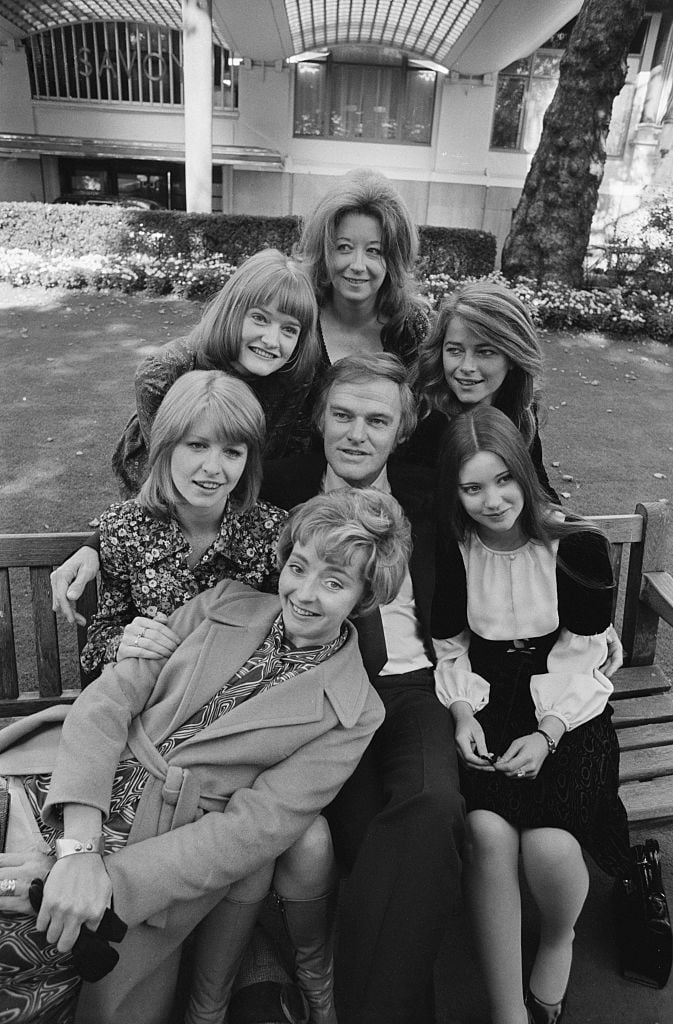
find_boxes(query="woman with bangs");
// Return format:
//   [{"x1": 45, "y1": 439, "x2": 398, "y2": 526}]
[
  {"x1": 112, "y1": 247, "x2": 320, "y2": 499},
  {"x1": 80, "y1": 369, "x2": 287, "y2": 676}
]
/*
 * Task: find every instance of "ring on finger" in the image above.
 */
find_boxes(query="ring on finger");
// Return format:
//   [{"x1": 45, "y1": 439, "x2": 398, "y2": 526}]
[
  {"x1": 0, "y1": 878, "x2": 17, "y2": 896},
  {"x1": 516, "y1": 769, "x2": 526, "y2": 778},
  {"x1": 134, "y1": 629, "x2": 146, "y2": 646}
]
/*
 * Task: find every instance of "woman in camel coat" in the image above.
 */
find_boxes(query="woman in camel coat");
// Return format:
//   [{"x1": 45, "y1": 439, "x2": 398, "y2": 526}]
[{"x1": 0, "y1": 488, "x2": 410, "y2": 1024}]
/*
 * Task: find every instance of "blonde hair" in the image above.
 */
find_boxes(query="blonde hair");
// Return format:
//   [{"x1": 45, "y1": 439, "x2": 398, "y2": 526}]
[
  {"x1": 415, "y1": 280, "x2": 543, "y2": 445},
  {"x1": 139, "y1": 370, "x2": 265, "y2": 517},
  {"x1": 277, "y1": 488, "x2": 412, "y2": 616},
  {"x1": 190, "y1": 249, "x2": 320, "y2": 385}
]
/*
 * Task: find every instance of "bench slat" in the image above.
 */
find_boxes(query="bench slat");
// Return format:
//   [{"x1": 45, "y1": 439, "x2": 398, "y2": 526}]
[
  {"x1": 0, "y1": 568, "x2": 19, "y2": 700},
  {"x1": 30, "y1": 566, "x2": 62, "y2": 698},
  {"x1": 611, "y1": 664, "x2": 670, "y2": 698},
  {"x1": 621, "y1": 778, "x2": 673, "y2": 825},
  {"x1": 0, "y1": 533, "x2": 93, "y2": 568},
  {"x1": 0, "y1": 693, "x2": 80, "y2": 718},
  {"x1": 612, "y1": 693, "x2": 673, "y2": 727},
  {"x1": 619, "y1": 745, "x2": 673, "y2": 783},
  {"x1": 617, "y1": 722, "x2": 673, "y2": 751}
]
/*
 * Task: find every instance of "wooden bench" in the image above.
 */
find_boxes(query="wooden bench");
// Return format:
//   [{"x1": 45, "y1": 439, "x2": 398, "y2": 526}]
[{"x1": 1, "y1": 502, "x2": 672, "y2": 823}]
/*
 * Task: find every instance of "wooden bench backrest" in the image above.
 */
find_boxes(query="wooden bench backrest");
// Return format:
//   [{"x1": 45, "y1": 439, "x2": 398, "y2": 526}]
[
  {"x1": 587, "y1": 501, "x2": 670, "y2": 668},
  {"x1": 0, "y1": 500, "x2": 669, "y2": 718},
  {"x1": 0, "y1": 533, "x2": 97, "y2": 717}
]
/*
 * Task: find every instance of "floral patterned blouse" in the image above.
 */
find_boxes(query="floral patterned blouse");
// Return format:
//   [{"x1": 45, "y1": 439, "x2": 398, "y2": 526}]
[{"x1": 80, "y1": 497, "x2": 287, "y2": 674}]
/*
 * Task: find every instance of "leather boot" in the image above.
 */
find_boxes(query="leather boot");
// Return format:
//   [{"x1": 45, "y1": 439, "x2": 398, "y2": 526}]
[
  {"x1": 525, "y1": 987, "x2": 567, "y2": 1024},
  {"x1": 277, "y1": 890, "x2": 338, "y2": 1024},
  {"x1": 184, "y1": 894, "x2": 266, "y2": 1024}
]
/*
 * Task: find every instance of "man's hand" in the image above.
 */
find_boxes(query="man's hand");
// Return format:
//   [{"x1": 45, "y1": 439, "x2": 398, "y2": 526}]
[{"x1": 50, "y1": 547, "x2": 100, "y2": 625}]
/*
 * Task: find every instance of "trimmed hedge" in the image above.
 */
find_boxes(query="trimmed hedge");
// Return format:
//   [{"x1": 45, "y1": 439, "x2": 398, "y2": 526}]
[{"x1": 0, "y1": 202, "x2": 495, "y2": 278}]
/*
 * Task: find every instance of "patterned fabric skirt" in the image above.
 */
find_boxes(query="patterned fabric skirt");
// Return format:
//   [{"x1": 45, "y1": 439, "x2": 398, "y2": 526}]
[
  {"x1": 0, "y1": 914, "x2": 79, "y2": 1023},
  {"x1": 460, "y1": 634, "x2": 631, "y2": 878}
]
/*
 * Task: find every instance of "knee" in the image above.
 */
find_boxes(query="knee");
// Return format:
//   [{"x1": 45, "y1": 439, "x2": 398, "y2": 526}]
[
  {"x1": 274, "y1": 816, "x2": 337, "y2": 896},
  {"x1": 466, "y1": 812, "x2": 517, "y2": 867},
  {"x1": 404, "y1": 783, "x2": 466, "y2": 848},
  {"x1": 287, "y1": 815, "x2": 334, "y2": 866}
]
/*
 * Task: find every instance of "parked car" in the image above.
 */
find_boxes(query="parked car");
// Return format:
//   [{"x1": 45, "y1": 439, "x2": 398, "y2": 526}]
[{"x1": 53, "y1": 194, "x2": 165, "y2": 210}]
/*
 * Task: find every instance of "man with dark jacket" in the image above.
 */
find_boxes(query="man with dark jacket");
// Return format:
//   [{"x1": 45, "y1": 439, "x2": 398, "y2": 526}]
[{"x1": 262, "y1": 353, "x2": 465, "y2": 1024}]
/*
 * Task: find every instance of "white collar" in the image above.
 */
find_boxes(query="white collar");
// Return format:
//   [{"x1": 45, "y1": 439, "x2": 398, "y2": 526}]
[{"x1": 323, "y1": 463, "x2": 391, "y2": 495}]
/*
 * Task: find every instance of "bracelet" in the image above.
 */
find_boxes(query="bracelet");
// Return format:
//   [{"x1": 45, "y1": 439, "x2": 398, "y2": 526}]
[
  {"x1": 536, "y1": 728, "x2": 557, "y2": 756},
  {"x1": 55, "y1": 836, "x2": 104, "y2": 860}
]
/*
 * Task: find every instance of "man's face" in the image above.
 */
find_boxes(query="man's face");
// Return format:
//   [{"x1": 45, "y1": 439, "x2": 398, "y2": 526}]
[{"x1": 321, "y1": 378, "x2": 403, "y2": 487}]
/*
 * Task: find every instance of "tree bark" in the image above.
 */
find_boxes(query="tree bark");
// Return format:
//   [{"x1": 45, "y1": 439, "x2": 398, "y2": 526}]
[{"x1": 501, "y1": 0, "x2": 647, "y2": 287}]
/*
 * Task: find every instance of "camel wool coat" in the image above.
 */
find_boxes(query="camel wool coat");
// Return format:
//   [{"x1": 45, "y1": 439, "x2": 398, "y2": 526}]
[{"x1": 0, "y1": 579, "x2": 384, "y2": 1024}]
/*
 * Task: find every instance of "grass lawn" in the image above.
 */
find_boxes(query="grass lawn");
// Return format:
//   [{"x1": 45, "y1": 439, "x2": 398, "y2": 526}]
[{"x1": 1, "y1": 282, "x2": 672, "y2": 674}]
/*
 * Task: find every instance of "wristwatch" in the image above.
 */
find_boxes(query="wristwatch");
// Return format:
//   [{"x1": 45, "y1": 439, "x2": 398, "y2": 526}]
[{"x1": 55, "y1": 836, "x2": 104, "y2": 859}]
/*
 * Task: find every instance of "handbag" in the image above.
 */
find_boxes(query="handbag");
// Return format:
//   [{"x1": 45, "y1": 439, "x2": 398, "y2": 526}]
[{"x1": 613, "y1": 838, "x2": 672, "y2": 988}]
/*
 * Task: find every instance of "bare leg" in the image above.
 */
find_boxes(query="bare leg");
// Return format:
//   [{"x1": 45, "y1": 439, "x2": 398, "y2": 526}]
[
  {"x1": 464, "y1": 810, "x2": 528, "y2": 1024},
  {"x1": 521, "y1": 827, "x2": 589, "y2": 1005}
]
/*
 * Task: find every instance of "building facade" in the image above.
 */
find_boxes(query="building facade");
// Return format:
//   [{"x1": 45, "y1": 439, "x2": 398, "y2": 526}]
[{"x1": 1, "y1": 0, "x2": 672, "y2": 258}]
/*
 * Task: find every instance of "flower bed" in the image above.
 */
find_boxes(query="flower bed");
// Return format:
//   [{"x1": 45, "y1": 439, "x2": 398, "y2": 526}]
[
  {"x1": 421, "y1": 272, "x2": 673, "y2": 343},
  {"x1": 1, "y1": 249, "x2": 671, "y2": 342}
]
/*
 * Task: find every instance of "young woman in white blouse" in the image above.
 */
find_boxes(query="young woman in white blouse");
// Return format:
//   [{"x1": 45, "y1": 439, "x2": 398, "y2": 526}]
[{"x1": 431, "y1": 406, "x2": 630, "y2": 1024}]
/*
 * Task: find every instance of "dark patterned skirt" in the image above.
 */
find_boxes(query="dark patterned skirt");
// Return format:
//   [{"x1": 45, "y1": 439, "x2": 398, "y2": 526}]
[
  {"x1": 460, "y1": 633, "x2": 631, "y2": 878},
  {"x1": 0, "y1": 913, "x2": 79, "y2": 1023}
]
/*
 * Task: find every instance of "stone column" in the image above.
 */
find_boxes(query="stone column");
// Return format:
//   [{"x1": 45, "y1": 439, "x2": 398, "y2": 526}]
[{"x1": 182, "y1": 0, "x2": 213, "y2": 212}]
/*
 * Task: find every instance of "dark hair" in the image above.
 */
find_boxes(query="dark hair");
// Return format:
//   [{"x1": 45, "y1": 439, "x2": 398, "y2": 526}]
[
  {"x1": 414, "y1": 280, "x2": 543, "y2": 445},
  {"x1": 437, "y1": 406, "x2": 610, "y2": 583},
  {"x1": 189, "y1": 249, "x2": 319, "y2": 386},
  {"x1": 276, "y1": 488, "x2": 412, "y2": 616},
  {"x1": 139, "y1": 370, "x2": 265, "y2": 517},
  {"x1": 312, "y1": 352, "x2": 418, "y2": 447},
  {"x1": 295, "y1": 169, "x2": 425, "y2": 336}
]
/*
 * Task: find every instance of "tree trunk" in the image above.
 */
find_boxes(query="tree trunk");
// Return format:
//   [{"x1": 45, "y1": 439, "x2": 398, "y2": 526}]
[{"x1": 501, "y1": 0, "x2": 647, "y2": 287}]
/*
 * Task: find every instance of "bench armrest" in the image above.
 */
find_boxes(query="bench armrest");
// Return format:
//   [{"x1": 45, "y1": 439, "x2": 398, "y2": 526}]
[{"x1": 641, "y1": 571, "x2": 673, "y2": 630}]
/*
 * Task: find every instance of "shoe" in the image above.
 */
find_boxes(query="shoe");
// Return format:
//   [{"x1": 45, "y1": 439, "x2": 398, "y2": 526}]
[
  {"x1": 277, "y1": 891, "x2": 338, "y2": 1024},
  {"x1": 525, "y1": 988, "x2": 567, "y2": 1024}
]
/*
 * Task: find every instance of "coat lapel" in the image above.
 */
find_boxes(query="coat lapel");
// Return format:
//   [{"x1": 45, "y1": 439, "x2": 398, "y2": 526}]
[{"x1": 156, "y1": 601, "x2": 369, "y2": 751}]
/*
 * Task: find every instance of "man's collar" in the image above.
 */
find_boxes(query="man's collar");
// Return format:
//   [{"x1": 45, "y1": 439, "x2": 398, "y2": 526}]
[{"x1": 323, "y1": 464, "x2": 391, "y2": 495}]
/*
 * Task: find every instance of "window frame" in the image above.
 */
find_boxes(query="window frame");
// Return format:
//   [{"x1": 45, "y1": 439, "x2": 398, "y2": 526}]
[{"x1": 292, "y1": 52, "x2": 437, "y2": 146}]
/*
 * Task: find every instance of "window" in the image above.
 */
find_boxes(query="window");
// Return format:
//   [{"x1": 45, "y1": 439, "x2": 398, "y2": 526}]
[
  {"x1": 25, "y1": 21, "x2": 237, "y2": 109},
  {"x1": 293, "y1": 49, "x2": 436, "y2": 145},
  {"x1": 490, "y1": 19, "x2": 648, "y2": 156}
]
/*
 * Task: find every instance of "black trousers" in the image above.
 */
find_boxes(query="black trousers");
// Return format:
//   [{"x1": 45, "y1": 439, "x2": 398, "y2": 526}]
[{"x1": 324, "y1": 670, "x2": 466, "y2": 1024}]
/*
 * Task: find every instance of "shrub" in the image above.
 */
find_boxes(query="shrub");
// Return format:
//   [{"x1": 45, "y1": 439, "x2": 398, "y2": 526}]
[
  {"x1": 417, "y1": 226, "x2": 496, "y2": 278},
  {"x1": 0, "y1": 203, "x2": 496, "y2": 279}
]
